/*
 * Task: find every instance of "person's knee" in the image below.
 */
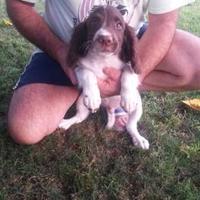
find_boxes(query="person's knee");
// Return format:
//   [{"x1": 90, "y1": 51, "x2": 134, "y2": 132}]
[
  {"x1": 7, "y1": 84, "x2": 77, "y2": 144},
  {"x1": 8, "y1": 117, "x2": 49, "y2": 145},
  {"x1": 179, "y1": 68, "x2": 195, "y2": 88}
]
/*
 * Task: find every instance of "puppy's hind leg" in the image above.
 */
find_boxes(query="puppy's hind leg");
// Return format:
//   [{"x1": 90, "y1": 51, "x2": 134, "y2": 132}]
[
  {"x1": 59, "y1": 95, "x2": 90, "y2": 130},
  {"x1": 126, "y1": 103, "x2": 149, "y2": 150},
  {"x1": 105, "y1": 108, "x2": 115, "y2": 129},
  {"x1": 102, "y1": 96, "x2": 121, "y2": 130}
]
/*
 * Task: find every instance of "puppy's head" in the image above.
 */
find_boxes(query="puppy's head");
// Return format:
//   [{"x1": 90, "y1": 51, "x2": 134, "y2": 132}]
[
  {"x1": 68, "y1": 6, "x2": 136, "y2": 69},
  {"x1": 88, "y1": 6, "x2": 126, "y2": 55}
]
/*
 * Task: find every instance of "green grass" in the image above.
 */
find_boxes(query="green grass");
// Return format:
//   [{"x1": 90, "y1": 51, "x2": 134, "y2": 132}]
[{"x1": 0, "y1": 0, "x2": 200, "y2": 199}]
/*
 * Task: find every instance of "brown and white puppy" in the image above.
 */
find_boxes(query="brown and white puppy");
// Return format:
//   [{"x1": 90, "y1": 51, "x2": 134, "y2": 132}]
[{"x1": 59, "y1": 6, "x2": 149, "y2": 150}]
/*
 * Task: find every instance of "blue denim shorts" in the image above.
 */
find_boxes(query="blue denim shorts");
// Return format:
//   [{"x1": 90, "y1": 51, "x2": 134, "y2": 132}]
[
  {"x1": 14, "y1": 23, "x2": 148, "y2": 90},
  {"x1": 13, "y1": 52, "x2": 73, "y2": 89}
]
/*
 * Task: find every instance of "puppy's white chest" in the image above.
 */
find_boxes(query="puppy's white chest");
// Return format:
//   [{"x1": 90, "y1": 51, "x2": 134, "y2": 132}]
[{"x1": 79, "y1": 54, "x2": 124, "y2": 79}]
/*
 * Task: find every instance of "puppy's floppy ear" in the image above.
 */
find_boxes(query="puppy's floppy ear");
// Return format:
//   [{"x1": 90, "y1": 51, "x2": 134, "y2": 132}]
[
  {"x1": 67, "y1": 21, "x2": 88, "y2": 68},
  {"x1": 120, "y1": 24, "x2": 137, "y2": 72}
]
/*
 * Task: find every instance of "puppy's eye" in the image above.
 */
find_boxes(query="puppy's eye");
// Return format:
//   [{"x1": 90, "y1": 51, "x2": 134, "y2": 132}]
[{"x1": 115, "y1": 22, "x2": 123, "y2": 30}]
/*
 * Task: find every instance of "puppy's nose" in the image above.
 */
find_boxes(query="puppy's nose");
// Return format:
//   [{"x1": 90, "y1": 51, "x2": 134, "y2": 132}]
[{"x1": 97, "y1": 35, "x2": 113, "y2": 46}]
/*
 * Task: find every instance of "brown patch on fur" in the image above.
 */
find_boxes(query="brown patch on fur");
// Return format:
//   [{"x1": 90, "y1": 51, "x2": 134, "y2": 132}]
[
  {"x1": 120, "y1": 24, "x2": 137, "y2": 71},
  {"x1": 67, "y1": 6, "x2": 137, "y2": 72}
]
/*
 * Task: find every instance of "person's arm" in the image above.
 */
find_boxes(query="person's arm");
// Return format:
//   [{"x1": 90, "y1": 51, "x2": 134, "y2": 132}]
[
  {"x1": 98, "y1": 10, "x2": 178, "y2": 97},
  {"x1": 6, "y1": 0, "x2": 76, "y2": 83},
  {"x1": 136, "y1": 10, "x2": 178, "y2": 81}
]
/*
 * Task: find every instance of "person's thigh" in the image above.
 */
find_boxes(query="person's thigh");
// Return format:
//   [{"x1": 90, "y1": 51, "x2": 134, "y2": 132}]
[
  {"x1": 8, "y1": 84, "x2": 79, "y2": 144},
  {"x1": 142, "y1": 29, "x2": 200, "y2": 91}
]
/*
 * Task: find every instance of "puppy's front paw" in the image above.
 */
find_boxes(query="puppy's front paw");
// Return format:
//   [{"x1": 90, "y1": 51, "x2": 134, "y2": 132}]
[
  {"x1": 83, "y1": 89, "x2": 101, "y2": 113},
  {"x1": 120, "y1": 73, "x2": 141, "y2": 113},
  {"x1": 121, "y1": 90, "x2": 137, "y2": 113},
  {"x1": 58, "y1": 119, "x2": 70, "y2": 130},
  {"x1": 132, "y1": 135, "x2": 150, "y2": 150}
]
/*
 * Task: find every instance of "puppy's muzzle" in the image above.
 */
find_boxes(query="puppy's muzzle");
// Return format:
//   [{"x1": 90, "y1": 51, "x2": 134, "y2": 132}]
[
  {"x1": 94, "y1": 30, "x2": 118, "y2": 53},
  {"x1": 96, "y1": 35, "x2": 114, "y2": 47}
]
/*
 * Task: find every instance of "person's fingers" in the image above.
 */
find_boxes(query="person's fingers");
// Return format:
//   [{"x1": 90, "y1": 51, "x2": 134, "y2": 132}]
[
  {"x1": 66, "y1": 68, "x2": 78, "y2": 85},
  {"x1": 103, "y1": 67, "x2": 121, "y2": 80}
]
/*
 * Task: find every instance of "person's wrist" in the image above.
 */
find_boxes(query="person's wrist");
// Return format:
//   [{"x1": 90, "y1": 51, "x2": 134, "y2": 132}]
[
  {"x1": 55, "y1": 44, "x2": 78, "y2": 85},
  {"x1": 55, "y1": 44, "x2": 68, "y2": 65}
]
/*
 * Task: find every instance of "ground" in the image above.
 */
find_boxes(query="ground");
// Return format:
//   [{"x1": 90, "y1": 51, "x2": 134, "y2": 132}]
[{"x1": 0, "y1": 0, "x2": 200, "y2": 199}]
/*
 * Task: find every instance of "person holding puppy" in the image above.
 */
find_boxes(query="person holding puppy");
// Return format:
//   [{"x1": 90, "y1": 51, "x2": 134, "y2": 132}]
[{"x1": 6, "y1": 0, "x2": 199, "y2": 144}]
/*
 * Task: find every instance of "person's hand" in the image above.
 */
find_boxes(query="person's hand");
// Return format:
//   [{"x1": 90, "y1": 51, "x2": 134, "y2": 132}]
[
  {"x1": 64, "y1": 66, "x2": 78, "y2": 85},
  {"x1": 98, "y1": 67, "x2": 122, "y2": 97}
]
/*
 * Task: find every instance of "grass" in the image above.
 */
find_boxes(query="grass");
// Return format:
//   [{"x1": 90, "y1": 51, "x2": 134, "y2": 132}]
[{"x1": 0, "y1": 0, "x2": 200, "y2": 199}]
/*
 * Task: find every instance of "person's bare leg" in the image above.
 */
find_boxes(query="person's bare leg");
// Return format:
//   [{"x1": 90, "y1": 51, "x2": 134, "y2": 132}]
[
  {"x1": 8, "y1": 84, "x2": 79, "y2": 144},
  {"x1": 115, "y1": 30, "x2": 200, "y2": 130},
  {"x1": 140, "y1": 29, "x2": 200, "y2": 91}
]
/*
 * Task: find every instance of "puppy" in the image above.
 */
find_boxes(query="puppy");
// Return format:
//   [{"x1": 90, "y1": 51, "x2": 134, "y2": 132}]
[{"x1": 59, "y1": 6, "x2": 149, "y2": 150}]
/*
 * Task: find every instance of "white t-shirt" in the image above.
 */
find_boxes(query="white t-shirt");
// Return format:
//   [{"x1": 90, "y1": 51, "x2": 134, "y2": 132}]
[{"x1": 20, "y1": 0, "x2": 195, "y2": 43}]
